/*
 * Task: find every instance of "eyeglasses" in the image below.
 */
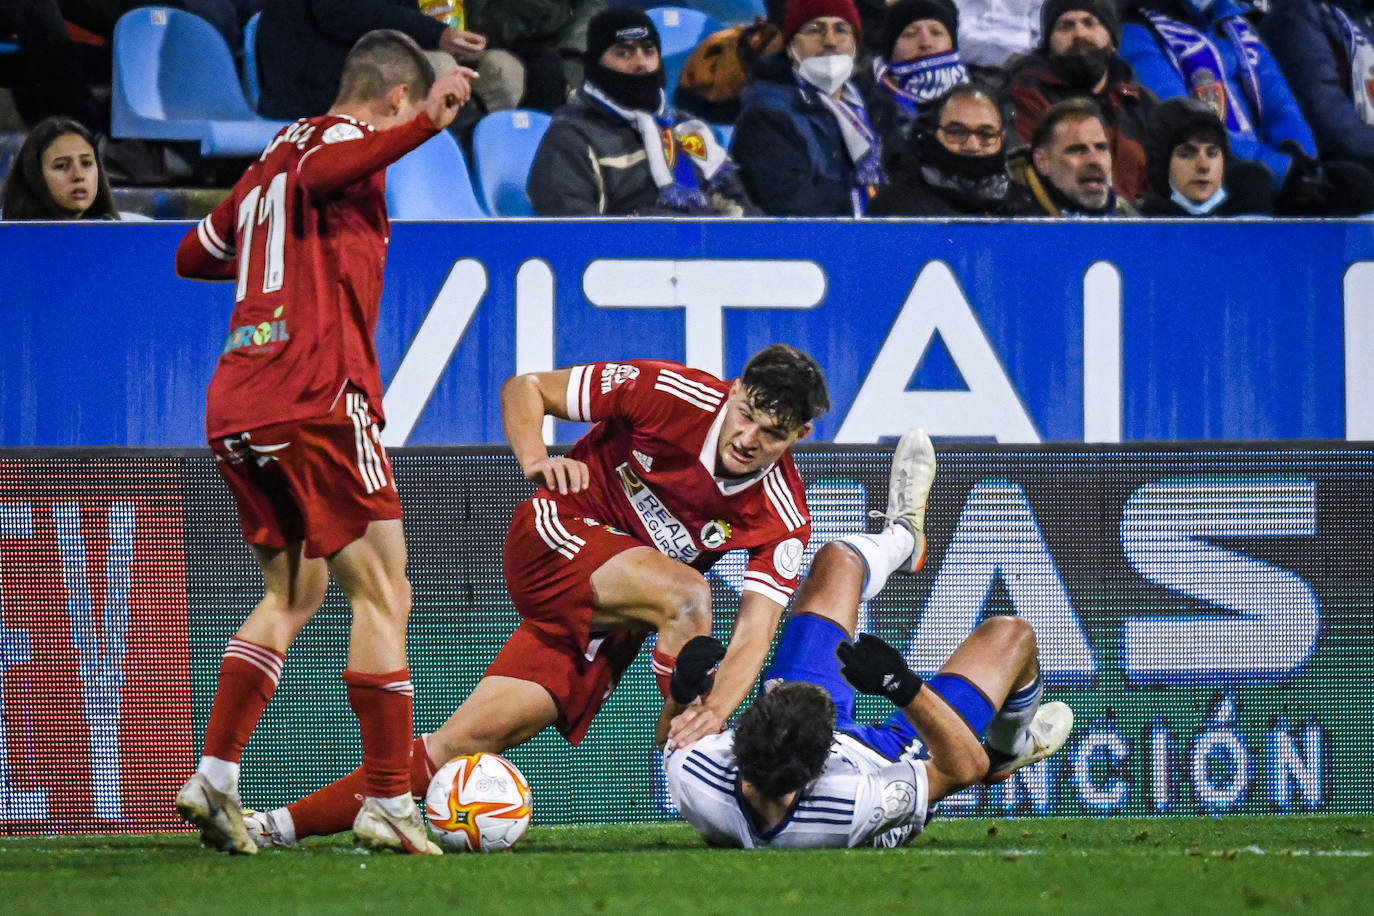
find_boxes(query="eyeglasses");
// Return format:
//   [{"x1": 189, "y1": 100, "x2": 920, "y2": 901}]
[
  {"x1": 795, "y1": 20, "x2": 856, "y2": 39},
  {"x1": 938, "y1": 123, "x2": 1003, "y2": 148}
]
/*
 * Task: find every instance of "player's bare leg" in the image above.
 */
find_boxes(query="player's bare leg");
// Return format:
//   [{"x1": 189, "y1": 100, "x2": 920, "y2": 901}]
[
  {"x1": 588, "y1": 545, "x2": 713, "y2": 655},
  {"x1": 787, "y1": 541, "x2": 867, "y2": 636},
  {"x1": 426, "y1": 676, "x2": 560, "y2": 761},
  {"x1": 178, "y1": 542, "x2": 328, "y2": 854},
  {"x1": 328, "y1": 519, "x2": 440, "y2": 855}
]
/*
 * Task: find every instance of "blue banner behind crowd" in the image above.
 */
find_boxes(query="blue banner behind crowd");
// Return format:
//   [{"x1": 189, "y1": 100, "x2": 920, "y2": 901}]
[{"x1": 2, "y1": 220, "x2": 1372, "y2": 447}]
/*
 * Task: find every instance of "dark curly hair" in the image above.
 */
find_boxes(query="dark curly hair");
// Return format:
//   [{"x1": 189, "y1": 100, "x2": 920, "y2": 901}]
[
  {"x1": 1, "y1": 116, "x2": 118, "y2": 221},
  {"x1": 739, "y1": 344, "x2": 830, "y2": 432},
  {"x1": 732, "y1": 682, "x2": 836, "y2": 800}
]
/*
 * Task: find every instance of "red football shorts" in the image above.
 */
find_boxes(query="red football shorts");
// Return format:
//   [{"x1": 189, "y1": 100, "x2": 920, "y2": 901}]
[
  {"x1": 488, "y1": 496, "x2": 652, "y2": 744},
  {"x1": 209, "y1": 386, "x2": 402, "y2": 559}
]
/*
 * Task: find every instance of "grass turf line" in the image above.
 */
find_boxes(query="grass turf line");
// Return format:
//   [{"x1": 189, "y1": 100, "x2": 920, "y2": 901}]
[{"x1": 2, "y1": 816, "x2": 1372, "y2": 915}]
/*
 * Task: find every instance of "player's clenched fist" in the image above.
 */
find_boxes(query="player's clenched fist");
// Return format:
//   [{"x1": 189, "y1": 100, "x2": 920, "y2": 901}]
[
  {"x1": 523, "y1": 455, "x2": 590, "y2": 495},
  {"x1": 425, "y1": 66, "x2": 478, "y2": 129}
]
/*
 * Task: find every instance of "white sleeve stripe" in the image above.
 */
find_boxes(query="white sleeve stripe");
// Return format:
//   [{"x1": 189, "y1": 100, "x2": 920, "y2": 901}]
[
  {"x1": 743, "y1": 579, "x2": 793, "y2": 605},
  {"x1": 654, "y1": 376, "x2": 721, "y2": 411},
  {"x1": 197, "y1": 220, "x2": 234, "y2": 260},
  {"x1": 744, "y1": 569, "x2": 785, "y2": 589},
  {"x1": 659, "y1": 369, "x2": 725, "y2": 401},
  {"x1": 199, "y1": 214, "x2": 231, "y2": 254},
  {"x1": 565, "y1": 365, "x2": 592, "y2": 421},
  {"x1": 763, "y1": 470, "x2": 806, "y2": 531}
]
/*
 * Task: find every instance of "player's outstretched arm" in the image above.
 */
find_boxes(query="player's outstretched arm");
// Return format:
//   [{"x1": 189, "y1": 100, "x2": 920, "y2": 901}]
[
  {"x1": 500, "y1": 370, "x2": 590, "y2": 494},
  {"x1": 655, "y1": 636, "x2": 726, "y2": 747},
  {"x1": 666, "y1": 592, "x2": 784, "y2": 749}
]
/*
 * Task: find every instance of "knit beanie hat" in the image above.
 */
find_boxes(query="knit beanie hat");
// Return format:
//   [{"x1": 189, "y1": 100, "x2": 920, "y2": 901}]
[
  {"x1": 584, "y1": 8, "x2": 661, "y2": 67},
  {"x1": 782, "y1": 0, "x2": 863, "y2": 45},
  {"x1": 883, "y1": 0, "x2": 960, "y2": 57},
  {"x1": 1039, "y1": 0, "x2": 1121, "y2": 50}
]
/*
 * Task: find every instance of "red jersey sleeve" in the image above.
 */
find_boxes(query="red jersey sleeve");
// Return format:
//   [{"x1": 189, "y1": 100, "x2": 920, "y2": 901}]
[
  {"x1": 742, "y1": 466, "x2": 811, "y2": 606},
  {"x1": 562, "y1": 360, "x2": 674, "y2": 425},
  {"x1": 175, "y1": 192, "x2": 237, "y2": 281},
  {"x1": 295, "y1": 111, "x2": 438, "y2": 197}
]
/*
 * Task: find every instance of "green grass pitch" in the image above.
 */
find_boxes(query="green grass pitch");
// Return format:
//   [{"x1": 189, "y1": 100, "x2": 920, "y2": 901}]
[{"x1": 3, "y1": 816, "x2": 1372, "y2": 914}]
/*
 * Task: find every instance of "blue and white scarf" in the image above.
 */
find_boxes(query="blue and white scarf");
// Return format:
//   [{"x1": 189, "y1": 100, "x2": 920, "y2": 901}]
[
  {"x1": 1327, "y1": 4, "x2": 1374, "y2": 126},
  {"x1": 874, "y1": 52, "x2": 969, "y2": 117},
  {"x1": 1141, "y1": 8, "x2": 1267, "y2": 136},
  {"x1": 581, "y1": 82, "x2": 709, "y2": 209},
  {"x1": 803, "y1": 79, "x2": 884, "y2": 216}
]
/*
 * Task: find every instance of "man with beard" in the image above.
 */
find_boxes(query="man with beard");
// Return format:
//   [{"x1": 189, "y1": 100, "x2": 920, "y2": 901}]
[
  {"x1": 869, "y1": 84, "x2": 1038, "y2": 215},
  {"x1": 526, "y1": 7, "x2": 755, "y2": 216},
  {"x1": 1009, "y1": 97, "x2": 1140, "y2": 214},
  {"x1": 1005, "y1": 0, "x2": 1156, "y2": 203}
]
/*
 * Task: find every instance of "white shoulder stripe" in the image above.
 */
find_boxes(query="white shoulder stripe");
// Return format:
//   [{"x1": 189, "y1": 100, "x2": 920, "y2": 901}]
[
  {"x1": 764, "y1": 468, "x2": 806, "y2": 531},
  {"x1": 660, "y1": 369, "x2": 724, "y2": 401},
  {"x1": 655, "y1": 374, "x2": 723, "y2": 411},
  {"x1": 197, "y1": 219, "x2": 233, "y2": 261},
  {"x1": 566, "y1": 365, "x2": 593, "y2": 421}
]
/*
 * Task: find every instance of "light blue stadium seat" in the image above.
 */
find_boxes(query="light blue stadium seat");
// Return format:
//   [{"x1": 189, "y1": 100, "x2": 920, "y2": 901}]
[
  {"x1": 241, "y1": 11, "x2": 262, "y2": 112},
  {"x1": 386, "y1": 130, "x2": 486, "y2": 219},
  {"x1": 689, "y1": 0, "x2": 766, "y2": 26},
  {"x1": 111, "y1": 6, "x2": 289, "y2": 156},
  {"x1": 471, "y1": 109, "x2": 552, "y2": 217},
  {"x1": 710, "y1": 121, "x2": 734, "y2": 148},
  {"x1": 646, "y1": 7, "x2": 723, "y2": 98}
]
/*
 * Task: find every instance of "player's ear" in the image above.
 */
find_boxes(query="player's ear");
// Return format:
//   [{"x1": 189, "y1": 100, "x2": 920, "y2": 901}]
[
  {"x1": 384, "y1": 82, "x2": 409, "y2": 116},
  {"x1": 793, "y1": 421, "x2": 813, "y2": 443}
]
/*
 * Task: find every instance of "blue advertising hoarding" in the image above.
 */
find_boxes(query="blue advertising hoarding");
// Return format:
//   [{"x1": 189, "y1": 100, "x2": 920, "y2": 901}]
[{"x1": 1, "y1": 219, "x2": 1371, "y2": 447}]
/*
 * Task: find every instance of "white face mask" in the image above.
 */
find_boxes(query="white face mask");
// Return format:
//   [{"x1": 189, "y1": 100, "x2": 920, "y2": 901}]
[{"x1": 796, "y1": 53, "x2": 854, "y2": 94}]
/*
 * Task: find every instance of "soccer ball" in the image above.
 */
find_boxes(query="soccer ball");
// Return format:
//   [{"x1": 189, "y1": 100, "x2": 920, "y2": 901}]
[{"x1": 424, "y1": 753, "x2": 533, "y2": 853}]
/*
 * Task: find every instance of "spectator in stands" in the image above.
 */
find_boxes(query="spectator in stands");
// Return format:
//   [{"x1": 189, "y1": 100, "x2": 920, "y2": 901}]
[
  {"x1": 1139, "y1": 96, "x2": 1273, "y2": 214},
  {"x1": 957, "y1": 0, "x2": 1050, "y2": 91},
  {"x1": 1009, "y1": 97, "x2": 1139, "y2": 214},
  {"x1": 464, "y1": 1, "x2": 605, "y2": 113},
  {"x1": 869, "y1": 84, "x2": 1037, "y2": 214},
  {"x1": 1119, "y1": 0, "x2": 1317, "y2": 193},
  {"x1": 1260, "y1": 0, "x2": 1374, "y2": 174},
  {"x1": 1006, "y1": 0, "x2": 1156, "y2": 203},
  {"x1": 2, "y1": 115, "x2": 118, "y2": 219},
  {"x1": 864, "y1": 0, "x2": 970, "y2": 151},
  {"x1": 526, "y1": 7, "x2": 754, "y2": 216},
  {"x1": 256, "y1": 0, "x2": 526, "y2": 120},
  {"x1": 732, "y1": 0, "x2": 885, "y2": 215}
]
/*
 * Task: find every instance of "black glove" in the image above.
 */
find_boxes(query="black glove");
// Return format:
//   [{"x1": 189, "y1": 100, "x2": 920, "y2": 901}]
[
  {"x1": 836, "y1": 634, "x2": 923, "y2": 707},
  {"x1": 670, "y1": 635, "x2": 727, "y2": 704}
]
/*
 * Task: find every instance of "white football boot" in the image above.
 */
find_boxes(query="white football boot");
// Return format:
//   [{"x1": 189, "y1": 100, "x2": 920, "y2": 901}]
[
  {"x1": 175, "y1": 772, "x2": 258, "y2": 855},
  {"x1": 243, "y1": 808, "x2": 295, "y2": 849},
  {"x1": 985, "y1": 702, "x2": 1074, "y2": 784},
  {"x1": 353, "y1": 797, "x2": 443, "y2": 855},
  {"x1": 874, "y1": 428, "x2": 937, "y2": 574}
]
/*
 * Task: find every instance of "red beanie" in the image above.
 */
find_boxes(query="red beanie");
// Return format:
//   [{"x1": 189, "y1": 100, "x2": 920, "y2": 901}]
[{"x1": 782, "y1": 0, "x2": 863, "y2": 45}]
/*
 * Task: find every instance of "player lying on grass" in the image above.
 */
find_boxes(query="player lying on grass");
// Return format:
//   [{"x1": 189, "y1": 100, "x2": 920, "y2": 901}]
[
  {"x1": 662, "y1": 430, "x2": 1073, "y2": 848},
  {"x1": 241, "y1": 345, "x2": 841, "y2": 848}
]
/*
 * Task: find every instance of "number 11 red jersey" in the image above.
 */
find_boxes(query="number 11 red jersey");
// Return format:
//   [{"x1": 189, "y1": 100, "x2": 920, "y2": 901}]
[{"x1": 176, "y1": 112, "x2": 437, "y2": 439}]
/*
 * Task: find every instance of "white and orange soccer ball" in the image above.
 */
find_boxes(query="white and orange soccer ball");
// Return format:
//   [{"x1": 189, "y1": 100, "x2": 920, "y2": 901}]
[{"x1": 424, "y1": 752, "x2": 533, "y2": 853}]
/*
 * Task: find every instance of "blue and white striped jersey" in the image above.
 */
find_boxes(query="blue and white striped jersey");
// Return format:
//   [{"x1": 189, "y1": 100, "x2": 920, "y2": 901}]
[{"x1": 663, "y1": 731, "x2": 930, "y2": 849}]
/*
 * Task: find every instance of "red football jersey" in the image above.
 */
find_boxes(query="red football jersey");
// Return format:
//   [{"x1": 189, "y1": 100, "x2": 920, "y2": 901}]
[
  {"x1": 176, "y1": 112, "x2": 438, "y2": 439},
  {"x1": 552, "y1": 360, "x2": 812, "y2": 607}
]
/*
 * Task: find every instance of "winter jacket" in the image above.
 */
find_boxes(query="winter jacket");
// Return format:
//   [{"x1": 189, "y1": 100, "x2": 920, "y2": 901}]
[
  {"x1": 257, "y1": 0, "x2": 446, "y2": 120},
  {"x1": 1260, "y1": 0, "x2": 1374, "y2": 169},
  {"x1": 1007, "y1": 147, "x2": 1141, "y2": 214},
  {"x1": 731, "y1": 53, "x2": 879, "y2": 216},
  {"x1": 869, "y1": 143, "x2": 1039, "y2": 215},
  {"x1": 1006, "y1": 51, "x2": 1157, "y2": 201},
  {"x1": 1119, "y1": 0, "x2": 1317, "y2": 189},
  {"x1": 526, "y1": 90, "x2": 755, "y2": 216}
]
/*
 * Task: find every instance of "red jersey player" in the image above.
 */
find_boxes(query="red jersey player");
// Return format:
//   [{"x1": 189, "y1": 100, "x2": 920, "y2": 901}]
[
  {"x1": 171, "y1": 30, "x2": 475, "y2": 856},
  {"x1": 244, "y1": 345, "x2": 831, "y2": 848}
]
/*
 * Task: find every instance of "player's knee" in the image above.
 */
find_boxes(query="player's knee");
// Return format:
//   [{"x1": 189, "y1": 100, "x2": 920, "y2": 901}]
[
  {"x1": 975, "y1": 615, "x2": 1035, "y2": 655},
  {"x1": 949, "y1": 741, "x2": 991, "y2": 789},
  {"x1": 658, "y1": 570, "x2": 712, "y2": 636}
]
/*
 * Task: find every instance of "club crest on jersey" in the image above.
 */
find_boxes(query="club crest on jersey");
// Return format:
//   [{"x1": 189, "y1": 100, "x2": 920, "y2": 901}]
[
  {"x1": 616, "y1": 463, "x2": 697, "y2": 561},
  {"x1": 322, "y1": 122, "x2": 365, "y2": 144},
  {"x1": 633, "y1": 449, "x2": 653, "y2": 472},
  {"x1": 700, "y1": 519, "x2": 731, "y2": 549}
]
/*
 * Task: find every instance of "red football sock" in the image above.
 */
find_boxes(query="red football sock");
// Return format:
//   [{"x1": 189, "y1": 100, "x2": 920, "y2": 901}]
[
  {"x1": 201, "y1": 637, "x2": 285, "y2": 762},
  {"x1": 289, "y1": 767, "x2": 368, "y2": 839},
  {"x1": 343, "y1": 667, "x2": 414, "y2": 798},
  {"x1": 288, "y1": 736, "x2": 436, "y2": 840},
  {"x1": 650, "y1": 646, "x2": 676, "y2": 700}
]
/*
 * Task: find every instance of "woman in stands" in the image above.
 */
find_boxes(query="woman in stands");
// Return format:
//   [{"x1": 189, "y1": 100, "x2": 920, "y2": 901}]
[{"x1": 1, "y1": 116, "x2": 119, "y2": 220}]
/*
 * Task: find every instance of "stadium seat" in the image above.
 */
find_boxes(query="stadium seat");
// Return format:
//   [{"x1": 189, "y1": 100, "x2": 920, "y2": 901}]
[
  {"x1": 471, "y1": 109, "x2": 552, "y2": 217},
  {"x1": 645, "y1": 7, "x2": 723, "y2": 99},
  {"x1": 689, "y1": 0, "x2": 767, "y2": 27},
  {"x1": 111, "y1": 6, "x2": 289, "y2": 156},
  {"x1": 241, "y1": 11, "x2": 262, "y2": 112},
  {"x1": 711, "y1": 121, "x2": 734, "y2": 148},
  {"x1": 386, "y1": 129, "x2": 486, "y2": 219}
]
